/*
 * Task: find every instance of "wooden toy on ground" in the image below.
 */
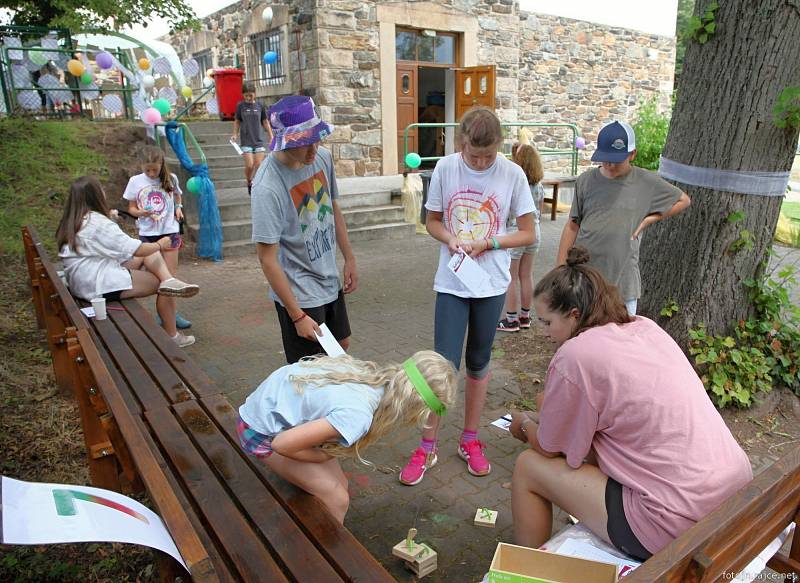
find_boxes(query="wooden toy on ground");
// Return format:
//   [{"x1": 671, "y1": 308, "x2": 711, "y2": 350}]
[
  {"x1": 474, "y1": 507, "x2": 498, "y2": 528},
  {"x1": 392, "y1": 528, "x2": 438, "y2": 578}
]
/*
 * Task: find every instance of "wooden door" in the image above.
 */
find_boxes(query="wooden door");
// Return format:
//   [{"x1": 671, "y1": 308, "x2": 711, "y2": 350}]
[
  {"x1": 396, "y1": 63, "x2": 418, "y2": 168},
  {"x1": 455, "y1": 65, "x2": 496, "y2": 120}
]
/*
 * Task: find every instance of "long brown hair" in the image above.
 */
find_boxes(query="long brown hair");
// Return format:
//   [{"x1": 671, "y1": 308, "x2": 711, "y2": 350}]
[
  {"x1": 513, "y1": 144, "x2": 544, "y2": 185},
  {"x1": 458, "y1": 106, "x2": 503, "y2": 148},
  {"x1": 56, "y1": 176, "x2": 111, "y2": 252},
  {"x1": 140, "y1": 145, "x2": 174, "y2": 193},
  {"x1": 534, "y1": 246, "x2": 632, "y2": 338}
]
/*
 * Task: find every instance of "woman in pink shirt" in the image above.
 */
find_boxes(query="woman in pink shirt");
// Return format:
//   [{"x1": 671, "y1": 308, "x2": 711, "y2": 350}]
[{"x1": 509, "y1": 246, "x2": 752, "y2": 560}]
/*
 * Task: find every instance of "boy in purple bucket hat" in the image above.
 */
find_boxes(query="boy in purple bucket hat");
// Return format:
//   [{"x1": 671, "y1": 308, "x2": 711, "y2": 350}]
[{"x1": 251, "y1": 95, "x2": 358, "y2": 363}]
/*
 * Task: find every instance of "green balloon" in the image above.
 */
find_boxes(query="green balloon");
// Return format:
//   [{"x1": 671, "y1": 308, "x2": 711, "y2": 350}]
[
  {"x1": 80, "y1": 71, "x2": 93, "y2": 85},
  {"x1": 186, "y1": 176, "x2": 201, "y2": 194},
  {"x1": 152, "y1": 98, "x2": 171, "y2": 116},
  {"x1": 405, "y1": 152, "x2": 422, "y2": 169},
  {"x1": 28, "y1": 50, "x2": 48, "y2": 66}
]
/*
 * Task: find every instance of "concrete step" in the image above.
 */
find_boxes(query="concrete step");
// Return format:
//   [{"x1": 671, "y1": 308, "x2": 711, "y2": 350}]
[
  {"x1": 215, "y1": 178, "x2": 249, "y2": 190},
  {"x1": 216, "y1": 187, "x2": 250, "y2": 202},
  {"x1": 347, "y1": 222, "x2": 416, "y2": 242},
  {"x1": 217, "y1": 199, "x2": 251, "y2": 222},
  {"x1": 221, "y1": 239, "x2": 257, "y2": 258},
  {"x1": 208, "y1": 166, "x2": 247, "y2": 182},
  {"x1": 189, "y1": 218, "x2": 252, "y2": 243},
  {"x1": 193, "y1": 133, "x2": 234, "y2": 146},
  {"x1": 200, "y1": 143, "x2": 242, "y2": 157},
  {"x1": 207, "y1": 155, "x2": 247, "y2": 169},
  {"x1": 343, "y1": 204, "x2": 406, "y2": 229},
  {"x1": 337, "y1": 190, "x2": 392, "y2": 209},
  {"x1": 186, "y1": 121, "x2": 234, "y2": 134}
]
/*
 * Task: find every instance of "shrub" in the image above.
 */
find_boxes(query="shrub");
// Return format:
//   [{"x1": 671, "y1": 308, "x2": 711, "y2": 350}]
[{"x1": 631, "y1": 97, "x2": 670, "y2": 171}]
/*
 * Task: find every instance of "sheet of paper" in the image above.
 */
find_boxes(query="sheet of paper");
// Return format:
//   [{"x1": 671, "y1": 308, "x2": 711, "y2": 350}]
[
  {"x1": 1, "y1": 476, "x2": 187, "y2": 571},
  {"x1": 80, "y1": 307, "x2": 95, "y2": 318},
  {"x1": 315, "y1": 323, "x2": 346, "y2": 357},
  {"x1": 554, "y1": 538, "x2": 641, "y2": 575},
  {"x1": 491, "y1": 414, "x2": 512, "y2": 431},
  {"x1": 447, "y1": 251, "x2": 490, "y2": 295},
  {"x1": 229, "y1": 139, "x2": 243, "y2": 155}
]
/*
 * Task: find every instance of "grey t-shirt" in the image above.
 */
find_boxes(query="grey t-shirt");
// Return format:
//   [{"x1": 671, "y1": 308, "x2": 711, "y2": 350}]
[
  {"x1": 570, "y1": 166, "x2": 682, "y2": 300},
  {"x1": 251, "y1": 147, "x2": 341, "y2": 308},
  {"x1": 235, "y1": 100, "x2": 267, "y2": 148}
]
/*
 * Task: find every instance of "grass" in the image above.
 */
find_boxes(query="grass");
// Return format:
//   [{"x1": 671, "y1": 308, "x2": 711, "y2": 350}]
[{"x1": 783, "y1": 201, "x2": 800, "y2": 222}]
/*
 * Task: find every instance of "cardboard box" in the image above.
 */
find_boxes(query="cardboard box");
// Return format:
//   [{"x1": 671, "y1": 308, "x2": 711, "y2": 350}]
[{"x1": 489, "y1": 543, "x2": 617, "y2": 583}]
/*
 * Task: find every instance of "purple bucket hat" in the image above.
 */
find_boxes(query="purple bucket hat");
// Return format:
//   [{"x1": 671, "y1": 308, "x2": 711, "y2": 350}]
[{"x1": 268, "y1": 95, "x2": 334, "y2": 152}]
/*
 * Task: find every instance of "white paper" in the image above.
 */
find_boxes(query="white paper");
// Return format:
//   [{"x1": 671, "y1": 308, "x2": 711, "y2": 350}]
[
  {"x1": 1, "y1": 476, "x2": 187, "y2": 571},
  {"x1": 447, "y1": 251, "x2": 490, "y2": 295},
  {"x1": 229, "y1": 139, "x2": 243, "y2": 155},
  {"x1": 80, "y1": 307, "x2": 95, "y2": 318},
  {"x1": 491, "y1": 414, "x2": 512, "y2": 431},
  {"x1": 315, "y1": 323, "x2": 346, "y2": 357},
  {"x1": 555, "y1": 538, "x2": 641, "y2": 575}
]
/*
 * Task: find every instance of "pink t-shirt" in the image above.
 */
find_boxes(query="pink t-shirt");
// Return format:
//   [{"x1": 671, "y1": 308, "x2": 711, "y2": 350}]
[{"x1": 537, "y1": 317, "x2": 752, "y2": 554}]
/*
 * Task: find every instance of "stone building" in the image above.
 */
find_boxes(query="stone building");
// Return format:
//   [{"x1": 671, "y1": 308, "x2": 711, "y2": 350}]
[{"x1": 164, "y1": 1, "x2": 676, "y2": 178}]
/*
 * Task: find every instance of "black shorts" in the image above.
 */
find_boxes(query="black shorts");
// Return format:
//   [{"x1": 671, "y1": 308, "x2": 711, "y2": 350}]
[
  {"x1": 140, "y1": 233, "x2": 183, "y2": 250},
  {"x1": 103, "y1": 289, "x2": 124, "y2": 301},
  {"x1": 605, "y1": 478, "x2": 652, "y2": 562},
  {"x1": 274, "y1": 290, "x2": 351, "y2": 363}
]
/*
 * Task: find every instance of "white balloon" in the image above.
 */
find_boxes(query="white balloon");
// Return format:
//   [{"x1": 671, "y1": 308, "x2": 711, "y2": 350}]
[
  {"x1": 205, "y1": 97, "x2": 218, "y2": 115},
  {"x1": 261, "y1": 6, "x2": 273, "y2": 26},
  {"x1": 141, "y1": 74, "x2": 155, "y2": 89},
  {"x1": 202, "y1": 77, "x2": 214, "y2": 88}
]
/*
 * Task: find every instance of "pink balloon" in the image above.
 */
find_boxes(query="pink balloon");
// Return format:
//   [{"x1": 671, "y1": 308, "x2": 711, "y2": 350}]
[
  {"x1": 575, "y1": 137, "x2": 586, "y2": 150},
  {"x1": 141, "y1": 107, "x2": 162, "y2": 125}
]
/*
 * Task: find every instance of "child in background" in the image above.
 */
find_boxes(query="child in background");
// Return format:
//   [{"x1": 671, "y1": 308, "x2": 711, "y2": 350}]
[
  {"x1": 399, "y1": 107, "x2": 535, "y2": 486},
  {"x1": 57, "y1": 176, "x2": 200, "y2": 344},
  {"x1": 123, "y1": 146, "x2": 193, "y2": 337},
  {"x1": 509, "y1": 246, "x2": 751, "y2": 559},
  {"x1": 231, "y1": 81, "x2": 272, "y2": 196},
  {"x1": 237, "y1": 351, "x2": 456, "y2": 524},
  {"x1": 497, "y1": 144, "x2": 545, "y2": 332}
]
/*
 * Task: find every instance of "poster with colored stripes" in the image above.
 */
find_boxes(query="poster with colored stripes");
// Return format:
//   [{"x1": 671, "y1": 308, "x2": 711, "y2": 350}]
[{"x1": 0, "y1": 476, "x2": 187, "y2": 570}]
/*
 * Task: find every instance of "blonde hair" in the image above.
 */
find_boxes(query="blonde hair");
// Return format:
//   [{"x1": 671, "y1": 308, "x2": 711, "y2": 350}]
[
  {"x1": 139, "y1": 145, "x2": 174, "y2": 193},
  {"x1": 289, "y1": 351, "x2": 457, "y2": 465},
  {"x1": 513, "y1": 144, "x2": 544, "y2": 185}
]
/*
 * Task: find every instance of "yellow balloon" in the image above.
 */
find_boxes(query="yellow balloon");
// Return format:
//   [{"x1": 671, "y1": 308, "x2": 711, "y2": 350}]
[
  {"x1": 138, "y1": 58, "x2": 150, "y2": 70},
  {"x1": 67, "y1": 59, "x2": 85, "y2": 77},
  {"x1": 181, "y1": 86, "x2": 193, "y2": 99}
]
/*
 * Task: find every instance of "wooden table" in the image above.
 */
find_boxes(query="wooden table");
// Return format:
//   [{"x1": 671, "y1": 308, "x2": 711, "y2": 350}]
[{"x1": 541, "y1": 175, "x2": 577, "y2": 221}]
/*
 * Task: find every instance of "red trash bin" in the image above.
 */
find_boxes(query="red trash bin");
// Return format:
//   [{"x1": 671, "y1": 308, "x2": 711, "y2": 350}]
[{"x1": 213, "y1": 68, "x2": 244, "y2": 121}]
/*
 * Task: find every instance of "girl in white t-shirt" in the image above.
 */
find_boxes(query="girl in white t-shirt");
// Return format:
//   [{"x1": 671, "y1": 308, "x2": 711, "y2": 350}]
[
  {"x1": 57, "y1": 176, "x2": 200, "y2": 347},
  {"x1": 123, "y1": 146, "x2": 192, "y2": 331},
  {"x1": 399, "y1": 107, "x2": 536, "y2": 486},
  {"x1": 237, "y1": 351, "x2": 456, "y2": 524}
]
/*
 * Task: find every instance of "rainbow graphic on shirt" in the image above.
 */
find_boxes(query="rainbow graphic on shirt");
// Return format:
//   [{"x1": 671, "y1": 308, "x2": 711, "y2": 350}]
[
  {"x1": 135, "y1": 184, "x2": 172, "y2": 223},
  {"x1": 52, "y1": 488, "x2": 150, "y2": 524},
  {"x1": 289, "y1": 170, "x2": 335, "y2": 263},
  {"x1": 445, "y1": 188, "x2": 501, "y2": 241}
]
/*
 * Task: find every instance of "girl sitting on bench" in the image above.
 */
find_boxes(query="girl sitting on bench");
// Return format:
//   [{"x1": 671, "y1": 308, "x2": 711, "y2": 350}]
[
  {"x1": 237, "y1": 350, "x2": 456, "y2": 524},
  {"x1": 509, "y1": 246, "x2": 753, "y2": 561},
  {"x1": 57, "y1": 176, "x2": 200, "y2": 346}
]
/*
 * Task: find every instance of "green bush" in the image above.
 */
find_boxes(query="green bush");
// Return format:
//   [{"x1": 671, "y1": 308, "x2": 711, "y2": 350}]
[{"x1": 631, "y1": 98, "x2": 670, "y2": 171}]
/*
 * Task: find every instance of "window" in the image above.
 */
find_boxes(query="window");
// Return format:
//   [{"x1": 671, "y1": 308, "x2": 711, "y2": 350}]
[
  {"x1": 192, "y1": 49, "x2": 212, "y2": 88},
  {"x1": 247, "y1": 28, "x2": 286, "y2": 88},
  {"x1": 395, "y1": 29, "x2": 456, "y2": 65}
]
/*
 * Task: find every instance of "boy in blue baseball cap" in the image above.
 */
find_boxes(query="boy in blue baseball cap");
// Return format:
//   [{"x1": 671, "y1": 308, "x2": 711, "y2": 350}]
[{"x1": 556, "y1": 121, "x2": 691, "y2": 315}]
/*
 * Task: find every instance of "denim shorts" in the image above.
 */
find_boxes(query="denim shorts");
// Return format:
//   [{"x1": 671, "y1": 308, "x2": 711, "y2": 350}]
[
  {"x1": 509, "y1": 221, "x2": 541, "y2": 259},
  {"x1": 241, "y1": 145, "x2": 266, "y2": 154}
]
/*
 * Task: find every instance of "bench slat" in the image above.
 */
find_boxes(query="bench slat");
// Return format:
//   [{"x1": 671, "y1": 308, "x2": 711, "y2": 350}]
[
  {"x1": 172, "y1": 399, "x2": 344, "y2": 581},
  {"x1": 145, "y1": 406, "x2": 291, "y2": 582},
  {"x1": 203, "y1": 394, "x2": 396, "y2": 583}
]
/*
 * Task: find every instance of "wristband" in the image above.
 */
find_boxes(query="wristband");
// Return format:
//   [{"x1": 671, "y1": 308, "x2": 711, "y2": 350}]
[
  {"x1": 292, "y1": 312, "x2": 307, "y2": 324},
  {"x1": 175, "y1": 203, "x2": 183, "y2": 209},
  {"x1": 491, "y1": 237, "x2": 500, "y2": 250}
]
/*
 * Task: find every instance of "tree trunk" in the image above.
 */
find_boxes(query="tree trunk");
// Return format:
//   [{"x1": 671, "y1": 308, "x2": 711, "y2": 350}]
[{"x1": 639, "y1": 0, "x2": 800, "y2": 347}]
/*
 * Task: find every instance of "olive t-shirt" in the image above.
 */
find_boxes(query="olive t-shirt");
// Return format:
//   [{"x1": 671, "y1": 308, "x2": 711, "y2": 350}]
[{"x1": 570, "y1": 167, "x2": 682, "y2": 300}]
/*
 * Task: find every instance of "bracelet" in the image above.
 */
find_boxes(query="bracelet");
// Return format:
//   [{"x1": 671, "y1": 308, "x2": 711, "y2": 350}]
[
  {"x1": 292, "y1": 312, "x2": 307, "y2": 324},
  {"x1": 491, "y1": 236, "x2": 500, "y2": 250},
  {"x1": 175, "y1": 203, "x2": 183, "y2": 209}
]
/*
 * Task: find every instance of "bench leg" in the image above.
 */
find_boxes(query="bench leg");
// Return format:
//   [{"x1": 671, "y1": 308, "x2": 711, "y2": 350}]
[
  {"x1": 551, "y1": 184, "x2": 559, "y2": 221},
  {"x1": 155, "y1": 551, "x2": 183, "y2": 583}
]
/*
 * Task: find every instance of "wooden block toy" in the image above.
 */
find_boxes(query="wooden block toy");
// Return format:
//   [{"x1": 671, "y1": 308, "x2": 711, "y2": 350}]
[
  {"x1": 405, "y1": 545, "x2": 437, "y2": 578},
  {"x1": 392, "y1": 528, "x2": 427, "y2": 562},
  {"x1": 474, "y1": 507, "x2": 498, "y2": 528}
]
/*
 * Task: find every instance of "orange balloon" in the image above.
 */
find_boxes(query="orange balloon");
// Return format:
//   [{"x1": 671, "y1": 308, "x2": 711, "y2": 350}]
[
  {"x1": 67, "y1": 59, "x2": 85, "y2": 77},
  {"x1": 138, "y1": 58, "x2": 150, "y2": 70}
]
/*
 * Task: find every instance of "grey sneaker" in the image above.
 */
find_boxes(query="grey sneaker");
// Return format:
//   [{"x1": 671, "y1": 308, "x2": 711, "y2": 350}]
[
  {"x1": 158, "y1": 278, "x2": 200, "y2": 298},
  {"x1": 172, "y1": 332, "x2": 196, "y2": 348}
]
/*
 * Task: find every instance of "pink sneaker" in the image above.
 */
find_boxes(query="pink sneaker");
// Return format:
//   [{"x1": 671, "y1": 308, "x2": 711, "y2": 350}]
[
  {"x1": 399, "y1": 447, "x2": 437, "y2": 486},
  {"x1": 458, "y1": 440, "x2": 491, "y2": 476}
]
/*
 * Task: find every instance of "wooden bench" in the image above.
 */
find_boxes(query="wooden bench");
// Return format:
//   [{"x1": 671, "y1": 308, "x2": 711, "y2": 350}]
[
  {"x1": 625, "y1": 443, "x2": 800, "y2": 582},
  {"x1": 541, "y1": 175, "x2": 577, "y2": 221},
  {"x1": 22, "y1": 225, "x2": 394, "y2": 582}
]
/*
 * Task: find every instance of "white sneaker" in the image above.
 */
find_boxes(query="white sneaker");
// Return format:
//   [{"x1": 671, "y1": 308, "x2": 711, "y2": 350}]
[
  {"x1": 158, "y1": 278, "x2": 200, "y2": 298},
  {"x1": 172, "y1": 332, "x2": 196, "y2": 348}
]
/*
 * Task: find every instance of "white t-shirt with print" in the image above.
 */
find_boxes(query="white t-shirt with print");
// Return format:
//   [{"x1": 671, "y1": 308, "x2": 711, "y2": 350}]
[
  {"x1": 425, "y1": 153, "x2": 535, "y2": 298},
  {"x1": 122, "y1": 173, "x2": 182, "y2": 237},
  {"x1": 59, "y1": 212, "x2": 142, "y2": 301}
]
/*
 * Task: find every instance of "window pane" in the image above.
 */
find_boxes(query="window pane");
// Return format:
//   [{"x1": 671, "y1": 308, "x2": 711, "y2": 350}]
[
  {"x1": 463, "y1": 77, "x2": 471, "y2": 96},
  {"x1": 401, "y1": 73, "x2": 410, "y2": 94},
  {"x1": 434, "y1": 36, "x2": 455, "y2": 64},
  {"x1": 395, "y1": 31, "x2": 416, "y2": 61},
  {"x1": 418, "y1": 35, "x2": 434, "y2": 62},
  {"x1": 479, "y1": 75, "x2": 487, "y2": 95}
]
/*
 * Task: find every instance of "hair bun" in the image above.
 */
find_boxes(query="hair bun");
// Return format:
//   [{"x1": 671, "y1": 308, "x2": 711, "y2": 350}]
[{"x1": 566, "y1": 246, "x2": 590, "y2": 267}]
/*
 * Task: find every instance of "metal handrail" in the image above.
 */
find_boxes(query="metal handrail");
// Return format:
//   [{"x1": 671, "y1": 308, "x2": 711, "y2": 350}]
[
  {"x1": 153, "y1": 121, "x2": 207, "y2": 166},
  {"x1": 402, "y1": 122, "x2": 580, "y2": 175},
  {"x1": 174, "y1": 83, "x2": 215, "y2": 121}
]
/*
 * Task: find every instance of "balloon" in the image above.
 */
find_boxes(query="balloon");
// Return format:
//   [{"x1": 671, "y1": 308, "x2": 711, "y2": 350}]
[
  {"x1": 67, "y1": 59, "x2": 85, "y2": 76},
  {"x1": 206, "y1": 68, "x2": 214, "y2": 78},
  {"x1": 96, "y1": 51, "x2": 114, "y2": 70},
  {"x1": 575, "y1": 137, "x2": 586, "y2": 150},
  {"x1": 202, "y1": 77, "x2": 214, "y2": 88},
  {"x1": 28, "y1": 50, "x2": 48, "y2": 66},
  {"x1": 261, "y1": 6, "x2": 273, "y2": 26},
  {"x1": 140, "y1": 107, "x2": 162, "y2": 125},
  {"x1": 405, "y1": 152, "x2": 422, "y2": 169},
  {"x1": 152, "y1": 98, "x2": 171, "y2": 115},
  {"x1": 138, "y1": 57, "x2": 150, "y2": 70},
  {"x1": 262, "y1": 51, "x2": 277, "y2": 65},
  {"x1": 80, "y1": 71, "x2": 93, "y2": 84},
  {"x1": 141, "y1": 74, "x2": 155, "y2": 89},
  {"x1": 181, "y1": 86, "x2": 193, "y2": 99},
  {"x1": 186, "y1": 176, "x2": 202, "y2": 194}
]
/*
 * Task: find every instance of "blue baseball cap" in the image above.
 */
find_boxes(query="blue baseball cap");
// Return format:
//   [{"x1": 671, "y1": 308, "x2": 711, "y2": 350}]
[{"x1": 591, "y1": 121, "x2": 636, "y2": 163}]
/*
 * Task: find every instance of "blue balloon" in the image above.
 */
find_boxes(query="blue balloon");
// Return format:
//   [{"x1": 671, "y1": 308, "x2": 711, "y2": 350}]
[{"x1": 262, "y1": 51, "x2": 278, "y2": 65}]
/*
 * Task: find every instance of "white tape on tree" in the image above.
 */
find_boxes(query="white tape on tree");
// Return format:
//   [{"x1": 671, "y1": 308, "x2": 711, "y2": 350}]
[{"x1": 659, "y1": 156, "x2": 789, "y2": 197}]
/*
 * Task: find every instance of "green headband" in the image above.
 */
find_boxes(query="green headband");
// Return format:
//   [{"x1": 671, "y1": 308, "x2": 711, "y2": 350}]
[{"x1": 403, "y1": 358, "x2": 447, "y2": 416}]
